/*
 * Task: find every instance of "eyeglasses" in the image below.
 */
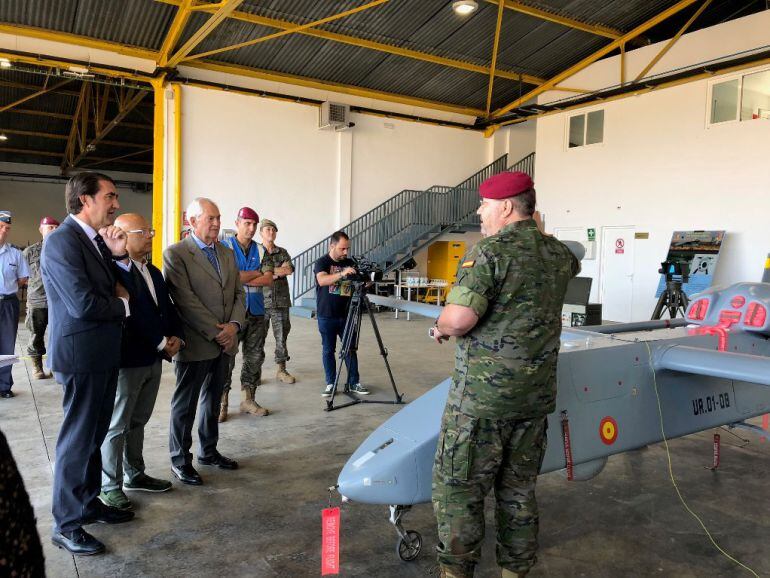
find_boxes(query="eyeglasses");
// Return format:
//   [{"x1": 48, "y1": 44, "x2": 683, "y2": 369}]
[{"x1": 127, "y1": 228, "x2": 156, "y2": 238}]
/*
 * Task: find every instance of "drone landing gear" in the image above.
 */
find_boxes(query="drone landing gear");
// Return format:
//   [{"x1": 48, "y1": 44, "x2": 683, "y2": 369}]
[{"x1": 389, "y1": 505, "x2": 422, "y2": 562}]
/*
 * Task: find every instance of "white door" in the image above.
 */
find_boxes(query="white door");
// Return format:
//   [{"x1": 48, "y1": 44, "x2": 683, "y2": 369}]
[{"x1": 599, "y1": 226, "x2": 635, "y2": 323}]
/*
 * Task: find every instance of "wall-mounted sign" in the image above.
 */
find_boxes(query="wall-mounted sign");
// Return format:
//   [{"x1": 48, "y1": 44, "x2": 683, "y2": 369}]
[
  {"x1": 587, "y1": 228, "x2": 596, "y2": 241},
  {"x1": 654, "y1": 230, "x2": 726, "y2": 298}
]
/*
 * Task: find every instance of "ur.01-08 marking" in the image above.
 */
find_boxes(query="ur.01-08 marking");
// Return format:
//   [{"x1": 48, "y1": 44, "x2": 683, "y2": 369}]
[{"x1": 692, "y1": 392, "x2": 730, "y2": 416}]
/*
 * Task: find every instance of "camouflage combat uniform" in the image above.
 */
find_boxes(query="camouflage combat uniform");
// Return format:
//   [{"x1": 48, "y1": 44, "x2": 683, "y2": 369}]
[
  {"x1": 262, "y1": 245, "x2": 293, "y2": 364},
  {"x1": 432, "y1": 219, "x2": 579, "y2": 577},
  {"x1": 223, "y1": 240, "x2": 274, "y2": 393},
  {"x1": 22, "y1": 241, "x2": 49, "y2": 357}
]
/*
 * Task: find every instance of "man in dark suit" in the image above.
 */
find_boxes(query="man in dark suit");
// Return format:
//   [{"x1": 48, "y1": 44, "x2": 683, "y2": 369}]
[
  {"x1": 164, "y1": 197, "x2": 246, "y2": 485},
  {"x1": 41, "y1": 172, "x2": 135, "y2": 556},
  {"x1": 99, "y1": 213, "x2": 184, "y2": 512}
]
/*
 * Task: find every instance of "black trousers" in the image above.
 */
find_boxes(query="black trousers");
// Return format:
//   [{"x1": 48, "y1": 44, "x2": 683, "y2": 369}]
[
  {"x1": 52, "y1": 369, "x2": 119, "y2": 532},
  {"x1": 169, "y1": 353, "x2": 229, "y2": 467},
  {"x1": 25, "y1": 307, "x2": 48, "y2": 357},
  {"x1": 0, "y1": 296, "x2": 19, "y2": 393}
]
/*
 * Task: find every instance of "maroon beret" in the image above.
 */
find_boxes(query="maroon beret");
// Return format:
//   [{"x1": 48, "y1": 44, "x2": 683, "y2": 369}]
[
  {"x1": 40, "y1": 216, "x2": 60, "y2": 226},
  {"x1": 237, "y1": 206, "x2": 259, "y2": 221},
  {"x1": 479, "y1": 171, "x2": 533, "y2": 200}
]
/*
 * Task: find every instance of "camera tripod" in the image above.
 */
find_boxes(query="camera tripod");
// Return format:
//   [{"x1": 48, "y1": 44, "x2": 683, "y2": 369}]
[
  {"x1": 325, "y1": 282, "x2": 405, "y2": 412},
  {"x1": 651, "y1": 278, "x2": 690, "y2": 320}
]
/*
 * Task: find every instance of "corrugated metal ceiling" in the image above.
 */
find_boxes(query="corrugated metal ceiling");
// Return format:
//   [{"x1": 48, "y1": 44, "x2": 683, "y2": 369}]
[{"x1": 0, "y1": 0, "x2": 766, "y2": 173}]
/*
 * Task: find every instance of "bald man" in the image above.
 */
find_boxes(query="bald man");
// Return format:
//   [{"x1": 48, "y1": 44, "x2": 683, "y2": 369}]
[{"x1": 98, "y1": 213, "x2": 184, "y2": 511}]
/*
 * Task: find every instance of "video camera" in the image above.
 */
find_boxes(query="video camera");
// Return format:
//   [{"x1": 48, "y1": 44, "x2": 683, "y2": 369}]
[
  {"x1": 659, "y1": 260, "x2": 690, "y2": 283},
  {"x1": 348, "y1": 256, "x2": 384, "y2": 283}
]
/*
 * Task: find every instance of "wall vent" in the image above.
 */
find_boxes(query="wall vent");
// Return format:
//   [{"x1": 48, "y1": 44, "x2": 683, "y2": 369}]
[{"x1": 319, "y1": 101, "x2": 350, "y2": 129}]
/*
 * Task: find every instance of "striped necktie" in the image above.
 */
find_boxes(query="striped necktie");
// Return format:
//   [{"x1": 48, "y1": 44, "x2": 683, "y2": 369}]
[{"x1": 202, "y1": 245, "x2": 221, "y2": 278}]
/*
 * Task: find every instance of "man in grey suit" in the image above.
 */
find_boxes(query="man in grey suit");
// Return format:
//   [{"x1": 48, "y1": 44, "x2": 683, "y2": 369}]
[{"x1": 163, "y1": 197, "x2": 246, "y2": 485}]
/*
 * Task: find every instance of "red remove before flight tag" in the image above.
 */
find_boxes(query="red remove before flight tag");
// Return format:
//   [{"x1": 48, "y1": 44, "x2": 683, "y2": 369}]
[{"x1": 321, "y1": 507, "x2": 340, "y2": 575}]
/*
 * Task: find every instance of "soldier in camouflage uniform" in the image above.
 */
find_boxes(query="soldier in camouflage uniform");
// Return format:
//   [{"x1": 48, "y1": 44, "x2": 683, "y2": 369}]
[
  {"x1": 220, "y1": 207, "x2": 273, "y2": 422},
  {"x1": 259, "y1": 219, "x2": 296, "y2": 384},
  {"x1": 22, "y1": 216, "x2": 59, "y2": 380},
  {"x1": 430, "y1": 172, "x2": 579, "y2": 578}
]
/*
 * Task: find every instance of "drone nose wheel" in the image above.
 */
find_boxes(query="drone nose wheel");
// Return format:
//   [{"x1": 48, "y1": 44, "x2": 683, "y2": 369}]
[{"x1": 396, "y1": 530, "x2": 422, "y2": 561}]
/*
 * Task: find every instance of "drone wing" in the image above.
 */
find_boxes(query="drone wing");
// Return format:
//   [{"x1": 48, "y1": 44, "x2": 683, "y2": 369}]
[{"x1": 655, "y1": 345, "x2": 770, "y2": 387}]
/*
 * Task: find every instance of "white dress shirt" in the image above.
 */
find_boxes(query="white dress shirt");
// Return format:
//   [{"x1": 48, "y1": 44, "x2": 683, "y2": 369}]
[
  {"x1": 70, "y1": 214, "x2": 130, "y2": 317},
  {"x1": 131, "y1": 258, "x2": 167, "y2": 352}
]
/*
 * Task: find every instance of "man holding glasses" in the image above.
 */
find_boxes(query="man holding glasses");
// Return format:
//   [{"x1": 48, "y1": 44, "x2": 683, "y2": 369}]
[{"x1": 99, "y1": 213, "x2": 184, "y2": 511}]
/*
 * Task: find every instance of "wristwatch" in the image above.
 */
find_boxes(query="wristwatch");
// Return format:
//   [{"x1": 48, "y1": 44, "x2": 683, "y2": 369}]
[{"x1": 111, "y1": 253, "x2": 130, "y2": 261}]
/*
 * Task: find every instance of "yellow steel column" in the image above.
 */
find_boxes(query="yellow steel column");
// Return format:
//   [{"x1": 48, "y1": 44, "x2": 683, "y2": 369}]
[
  {"x1": 172, "y1": 83, "x2": 182, "y2": 243},
  {"x1": 151, "y1": 76, "x2": 166, "y2": 265},
  {"x1": 620, "y1": 42, "x2": 626, "y2": 86}
]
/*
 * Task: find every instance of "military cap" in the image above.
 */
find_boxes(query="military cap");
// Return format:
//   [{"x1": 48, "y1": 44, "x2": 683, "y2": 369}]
[
  {"x1": 0, "y1": 211, "x2": 11, "y2": 224},
  {"x1": 259, "y1": 218, "x2": 277, "y2": 231},
  {"x1": 40, "y1": 216, "x2": 60, "y2": 226},
  {"x1": 479, "y1": 171, "x2": 533, "y2": 200},
  {"x1": 237, "y1": 206, "x2": 259, "y2": 221}
]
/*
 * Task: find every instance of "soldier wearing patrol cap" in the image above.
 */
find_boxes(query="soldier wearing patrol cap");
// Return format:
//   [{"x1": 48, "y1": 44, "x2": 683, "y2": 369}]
[
  {"x1": 22, "y1": 216, "x2": 60, "y2": 380},
  {"x1": 430, "y1": 172, "x2": 580, "y2": 578},
  {"x1": 219, "y1": 206, "x2": 273, "y2": 422},
  {"x1": 259, "y1": 218, "x2": 296, "y2": 384},
  {"x1": 0, "y1": 211, "x2": 29, "y2": 399}
]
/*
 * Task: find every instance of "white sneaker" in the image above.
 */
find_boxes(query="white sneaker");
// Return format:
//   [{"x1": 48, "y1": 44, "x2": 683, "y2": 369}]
[{"x1": 321, "y1": 384, "x2": 334, "y2": 397}]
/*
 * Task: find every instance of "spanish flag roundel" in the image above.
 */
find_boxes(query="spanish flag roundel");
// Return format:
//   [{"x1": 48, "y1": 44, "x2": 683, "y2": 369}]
[{"x1": 599, "y1": 417, "x2": 618, "y2": 445}]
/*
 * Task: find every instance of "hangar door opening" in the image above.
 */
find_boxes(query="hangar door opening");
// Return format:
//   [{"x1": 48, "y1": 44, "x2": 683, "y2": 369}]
[{"x1": 599, "y1": 226, "x2": 635, "y2": 323}]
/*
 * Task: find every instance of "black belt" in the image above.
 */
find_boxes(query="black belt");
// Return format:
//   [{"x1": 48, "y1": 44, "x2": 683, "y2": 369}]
[{"x1": 0, "y1": 294, "x2": 18, "y2": 301}]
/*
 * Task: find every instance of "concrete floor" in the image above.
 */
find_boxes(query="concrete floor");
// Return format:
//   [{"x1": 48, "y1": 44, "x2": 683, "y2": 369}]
[{"x1": 2, "y1": 312, "x2": 769, "y2": 578}]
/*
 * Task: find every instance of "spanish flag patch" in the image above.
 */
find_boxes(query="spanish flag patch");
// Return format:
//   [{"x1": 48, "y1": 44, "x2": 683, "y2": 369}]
[{"x1": 461, "y1": 260, "x2": 475, "y2": 268}]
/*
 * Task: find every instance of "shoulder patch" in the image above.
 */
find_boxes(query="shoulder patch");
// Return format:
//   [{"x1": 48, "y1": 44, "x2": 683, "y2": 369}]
[{"x1": 461, "y1": 260, "x2": 475, "y2": 269}]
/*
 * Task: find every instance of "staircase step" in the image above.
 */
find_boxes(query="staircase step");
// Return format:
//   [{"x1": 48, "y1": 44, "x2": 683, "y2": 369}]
[
  {"x1": 290, "y1": 305, "x2": 316, "y2": 319},
  {"x1": 300, "y1": 296, "x2": 317, "y2": 309}
]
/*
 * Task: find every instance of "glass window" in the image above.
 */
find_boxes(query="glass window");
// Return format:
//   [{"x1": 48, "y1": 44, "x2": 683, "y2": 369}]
[
  {"x1": 710, "y1": 79, "x2": 739, "y2": 123},
  {"x1": 568, "y1": 115, "x2": 585, "y2": 148},
  {"x1": 740, "y1": 70, "x2": 770, "y2": 121},
  {"x1": 586, "y1": 110, "x2": 604, "y2": 145}
]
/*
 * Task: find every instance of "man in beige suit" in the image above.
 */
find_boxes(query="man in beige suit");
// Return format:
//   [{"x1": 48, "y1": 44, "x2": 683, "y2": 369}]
[{"x1": 163, "y1": 197, "x2": 246, "y2": 485}]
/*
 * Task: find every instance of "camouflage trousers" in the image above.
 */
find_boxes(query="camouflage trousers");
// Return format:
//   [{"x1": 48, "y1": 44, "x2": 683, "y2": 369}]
[
  {"x1": 25, "y1": 307, "x2": 48, "y2": 357},
  {"x1": 432, "y1": 410, "x2": 548, "y2": 577},
  {"x1": 224, "y1": 313, "x2": 267, "y2": 393},
  {"x1": 264, "y1": 306, "x2": 291, "y2": 364}
]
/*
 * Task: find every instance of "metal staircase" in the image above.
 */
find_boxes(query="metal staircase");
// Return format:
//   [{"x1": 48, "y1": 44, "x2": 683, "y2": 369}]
[{"x1": 290, "y1": 152, "x2": 535, "y2": 317}]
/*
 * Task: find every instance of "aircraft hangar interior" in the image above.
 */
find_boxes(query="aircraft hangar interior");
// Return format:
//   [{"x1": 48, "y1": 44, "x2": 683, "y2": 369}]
[{"x1": 1, "y1": 1, "x2": 769, "y2": 576}]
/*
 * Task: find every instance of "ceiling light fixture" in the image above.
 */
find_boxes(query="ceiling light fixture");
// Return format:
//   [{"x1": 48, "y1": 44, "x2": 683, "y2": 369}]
[
  {"x1": 452, "y1": 0, "x2": 478, "y2": 15},
  {"x1": 0, "y1": 134, "x2": 8, "y2": 141},
  {"x1": 0, "y1": 58, "x2": 11, "y2": 69}
]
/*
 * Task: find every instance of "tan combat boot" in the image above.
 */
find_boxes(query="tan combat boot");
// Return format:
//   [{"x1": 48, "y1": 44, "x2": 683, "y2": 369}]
[
  {"x1": 240, "y1": 385, "x2": 269, "y2": 416},
  {"x1": 218, "y1": 390, "x2": 229, "y2": 423},
  {"x1": 501, "y1": 569, "x2": 527, "y2": 578},
  {"x1": 438, "y1": 566, "x2": 471, "y2": 578},
  {"x1": 276, "y1": 363, "x2": 296, "y2": 384},
  {"x1": 31, "y1": 356, "x2": 51, "y2": 380}
]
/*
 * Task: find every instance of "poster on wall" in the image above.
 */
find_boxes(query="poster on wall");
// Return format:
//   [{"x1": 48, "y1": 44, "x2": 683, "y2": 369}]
[{"x1": 654, "y1": 230, "x2": 725, "y2": 298}]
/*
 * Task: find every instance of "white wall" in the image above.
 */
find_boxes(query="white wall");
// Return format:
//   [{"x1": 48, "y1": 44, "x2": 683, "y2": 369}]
[
  {"x1": 488, "y1": 120, "x2": 537, "y2": 169},
  {"x1": 0, "y1": 162, "x2": 152, "y2": 248},
  {"x1": 179, "y1": 85, "x2": 490, "y2": 261},
  {"x1": 349, "y1": 114, "x2": 485, "y2": 217},
  {"x1": 536, "y1": 68, "x2": 770, "y2": 321}
]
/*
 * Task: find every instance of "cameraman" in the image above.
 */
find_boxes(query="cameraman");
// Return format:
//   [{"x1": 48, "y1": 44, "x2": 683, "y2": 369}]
[{"x1": 314, "y1": 231, "x2": 369, "y2": 397}]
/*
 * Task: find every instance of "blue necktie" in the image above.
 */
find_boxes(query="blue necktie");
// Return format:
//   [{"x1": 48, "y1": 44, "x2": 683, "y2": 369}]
[{"x1": 202, "y1": 246, "x2": 221, "y2": 278}]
